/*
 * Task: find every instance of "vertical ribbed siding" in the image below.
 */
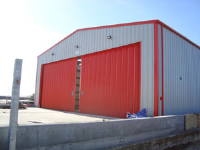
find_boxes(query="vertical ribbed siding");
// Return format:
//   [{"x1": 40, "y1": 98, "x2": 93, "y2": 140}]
[
  {"x1": 158, "y1": 24, "x2": 162, "y2": 116},
  {"x1": 40, "y1": 58, "x2": 77, "y2": 111},
  {"x1": 163, "y1": 27, "x2": 200, "y2": 115},
  {"x1": 79, "y1": 43, "x2": 141, "y2": 118},
  {"x1": 35, "y1": 24, "x2": 154, "y2": 116}
]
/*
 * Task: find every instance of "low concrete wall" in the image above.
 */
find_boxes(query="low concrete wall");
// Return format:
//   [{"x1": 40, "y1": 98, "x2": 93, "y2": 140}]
[
  {"x1": 0, "y1": 115, "x2": 184, "y2": 150},
  {"x1": 185, "y1": 113, "x2": 200, "y2": 130}
]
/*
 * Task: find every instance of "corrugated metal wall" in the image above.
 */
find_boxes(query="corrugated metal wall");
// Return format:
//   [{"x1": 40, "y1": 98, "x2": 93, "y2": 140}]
[
  {"x1": 79, "y1": 43, "x2": 141, "y2": 118},
  {"x1": 40, "y1": 58, "x2": 77, "y2": 111},
  {"x1": 35, "y1": 23, "x2": 155, "y2": 116},
  {"x1": 163, "y1": 27, "x2": 200, "y2": 115},
  {"x1": 158, "y1": 24, "x2": 163, "y2": 116}
]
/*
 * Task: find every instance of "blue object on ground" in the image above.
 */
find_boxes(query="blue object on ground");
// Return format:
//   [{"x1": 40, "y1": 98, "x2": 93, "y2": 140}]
[{"x1": 126, "y1": 108, "x2": 148, "y2": 118}]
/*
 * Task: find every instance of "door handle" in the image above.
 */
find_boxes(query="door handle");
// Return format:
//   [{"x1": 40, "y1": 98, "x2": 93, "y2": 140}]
[
  {"x1": 81, "y1": 91, "x2": 83, "y2": 96},
  {"x1": 72, "y1": 91, "x2": 74, "y2": 96}
]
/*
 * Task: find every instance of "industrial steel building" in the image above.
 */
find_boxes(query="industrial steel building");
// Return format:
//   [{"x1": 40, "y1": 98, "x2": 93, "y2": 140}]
[{"x1": 35, "y1": 20, "x2": 200, "y2": 118}]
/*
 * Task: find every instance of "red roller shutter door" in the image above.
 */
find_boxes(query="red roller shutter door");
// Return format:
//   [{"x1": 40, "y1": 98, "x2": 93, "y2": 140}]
[
  {"x1": 79, "y1": 43, "x2": 141, "y2": 118},
  {"x1": 39, "y1": 58, "x2": 77, "y2": 111}
]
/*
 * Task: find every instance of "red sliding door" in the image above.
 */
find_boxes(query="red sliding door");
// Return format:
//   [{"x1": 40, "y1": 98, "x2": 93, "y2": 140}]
[
  {"x1": 79, "y1": 43, "x2": 141, "y2": 118},
  {"x1": 40, "y1": 58, "x2": 77, "y2": 111}
]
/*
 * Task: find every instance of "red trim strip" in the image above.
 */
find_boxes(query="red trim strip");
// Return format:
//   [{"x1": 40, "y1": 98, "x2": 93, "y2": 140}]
[
  {"x1": 154, "y1": 23, "x2": 159, "y2": 116},
  {"x1": 161, "y1": 25, "x2": 164, "y2": 116},
  {"x1": 38, "y1": 31, "x2": 77, "y2": 57},
  {"x1": 156, "y1": 20, "x2": 200, "y2": 49},
  {"x1": 139, "y1": 42, "x2": 142, "y2": 111}
]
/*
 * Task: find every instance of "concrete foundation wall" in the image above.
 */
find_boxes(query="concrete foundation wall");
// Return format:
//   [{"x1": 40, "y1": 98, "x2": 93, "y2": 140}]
[
  {"x1": 0, "y1": 115, "x2": 184, "y2": 150},
  {"x1": 109, "y1": 129, "x2": 200, "y2": 150},
  {"x1": 185, "y1": 113, "x2": 200, "y2": 130}
]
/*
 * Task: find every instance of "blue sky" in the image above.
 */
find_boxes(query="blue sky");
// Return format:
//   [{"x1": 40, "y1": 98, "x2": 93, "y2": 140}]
[{"x1": 0, "y1": 0, "x2": 199, "y2": 96}]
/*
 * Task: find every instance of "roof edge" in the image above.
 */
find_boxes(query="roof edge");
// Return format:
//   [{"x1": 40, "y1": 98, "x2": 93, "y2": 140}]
[
  {"x1": 157, "y1": 20, "x2": 200, "y2": 49},
  {"x1": 38, "y1": 20, "x2": 158, "y2": 57},
  {"x1": 38, "y1": 19, "x2": 200, "y2": 58}
]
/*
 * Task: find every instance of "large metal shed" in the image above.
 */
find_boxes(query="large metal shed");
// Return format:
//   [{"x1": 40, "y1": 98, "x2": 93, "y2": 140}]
[{"x1": 35, "y1": 20, "x2": 200, "y2": 117}]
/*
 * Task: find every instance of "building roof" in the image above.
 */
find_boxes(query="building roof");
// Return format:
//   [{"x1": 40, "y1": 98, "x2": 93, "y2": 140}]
[{"x1": 38, "y1": 20, "x2": 200, "y2": 57}]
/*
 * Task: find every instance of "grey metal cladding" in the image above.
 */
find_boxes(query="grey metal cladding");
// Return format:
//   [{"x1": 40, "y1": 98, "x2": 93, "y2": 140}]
[
  {"x1": 35, "y1": 24, "x2": 155, "y2": 116},
  {"x1": 158, "y1": 24, "x2": 162, "y2": 116},
  {"x1": 163, "y1": 27, "x2": 200, "y2": 115}
]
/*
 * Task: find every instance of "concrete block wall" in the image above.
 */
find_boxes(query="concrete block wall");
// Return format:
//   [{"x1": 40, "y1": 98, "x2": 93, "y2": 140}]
[
  {"x1": 0, "y1": 115, "x2": 184, "y2": 150},
  {"x1": 185, "y1": 114, "x2": 200, "y2": 130}
]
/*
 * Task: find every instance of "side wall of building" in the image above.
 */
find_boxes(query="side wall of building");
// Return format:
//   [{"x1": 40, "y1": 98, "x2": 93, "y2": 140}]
[
  {"x1": 163, "y1": 27, "x2": 200, "y2": 115},
  {"x1": 35, "y1": 24, "x2": 155, "y2": 116},
  {"x1": 158, "y1": 24, "x2": 163, "y2": 116}
]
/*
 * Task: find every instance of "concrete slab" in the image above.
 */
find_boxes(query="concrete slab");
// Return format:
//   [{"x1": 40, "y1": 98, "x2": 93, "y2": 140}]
[{"x1": 0, "y1": 107, "x2": 118, "y2": 126}]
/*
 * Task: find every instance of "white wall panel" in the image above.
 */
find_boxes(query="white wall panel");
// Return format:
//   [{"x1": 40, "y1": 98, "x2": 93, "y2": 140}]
[
  {"x1": 158, "y1": 24, "x2": 163, "y2": 116},
  {"x1": 163, "y1": 27, "x2": 200, "y2": 115}
]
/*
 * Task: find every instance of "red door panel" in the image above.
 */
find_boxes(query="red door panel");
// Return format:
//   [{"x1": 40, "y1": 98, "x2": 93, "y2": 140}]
[
  {"x1": 79, "y1": 43, "x2": 141, "y2": 118},
  {"x1": 40, "y1": 58, "x2": 77, "y2": 111}
]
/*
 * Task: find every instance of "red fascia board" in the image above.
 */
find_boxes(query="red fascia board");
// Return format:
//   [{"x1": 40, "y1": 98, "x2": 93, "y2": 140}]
[
  {"x1": 38, "y1": 30, "x2": 78, "y2": 57},
  {"x1": 38, "y1": 20, "x2": 158, "y2": 57},
  {"x1": 76, "y1": 20, "x2": 157, "y2": 31},
  {"x1": 156, "y1": 20, "x2": 200, "y2": 49}
]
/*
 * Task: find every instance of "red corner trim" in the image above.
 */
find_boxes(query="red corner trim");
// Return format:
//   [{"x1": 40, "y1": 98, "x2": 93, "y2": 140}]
[
  {"x1": 139, "y1": 42, "x2": 142, "y2": 111},
  {"x1": 154, "y1": 22, "x2": 159, "y2": 116}
]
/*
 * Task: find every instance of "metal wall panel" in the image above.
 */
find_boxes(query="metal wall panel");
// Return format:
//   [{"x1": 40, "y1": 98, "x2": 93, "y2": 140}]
[
  {"x1": 40, "y1": 58, "x2": 77, "y2": 111},
  {"x1": 79, "y1": 43, "x2": 141, "y2": 118},
  {"x1": 158, "y1": 24, "x2": 162, "y2": 116},
  {"x1": 163, "y1": 27, "x2": 200, "y2": 115},
  {"x1": 35, "y1": 24, "x2": 155, "y2": 116}
]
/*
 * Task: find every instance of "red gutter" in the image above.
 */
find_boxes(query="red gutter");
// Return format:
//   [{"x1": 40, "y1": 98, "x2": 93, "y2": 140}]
[{"x1": 154, "y1": 22, "x2": 159, "y2": 116}]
